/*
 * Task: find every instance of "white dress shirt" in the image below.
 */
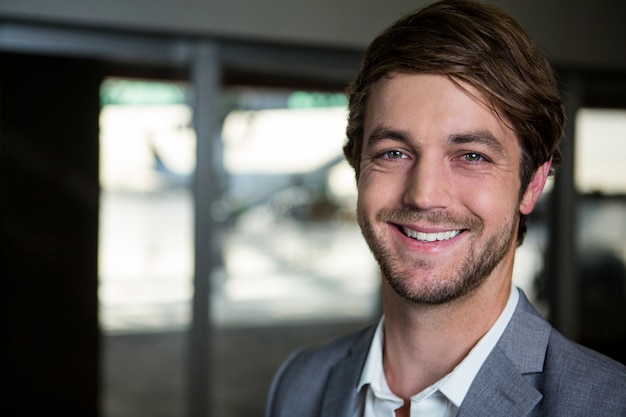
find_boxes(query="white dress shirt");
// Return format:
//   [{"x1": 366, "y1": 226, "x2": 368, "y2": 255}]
[{"x1": 357, "y1": 286, "x2": 520, "y2": 417}]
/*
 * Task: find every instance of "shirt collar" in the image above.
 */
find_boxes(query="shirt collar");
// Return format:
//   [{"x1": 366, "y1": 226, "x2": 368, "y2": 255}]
[
  {"x1": 359, "y1": 317, "x2": 387, "y2": 395},
  {"x1": 358, "y1": 286, "x2": 520, "y2": 407}
]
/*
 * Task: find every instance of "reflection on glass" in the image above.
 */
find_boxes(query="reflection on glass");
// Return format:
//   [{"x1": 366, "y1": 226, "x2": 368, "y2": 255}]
[
  {"x1": 212, "y1": 89, "x2": 379, "y2": 325},
  {"x1": 99, "y1": 78, "x2": 196, "y2": 333},
  {"x1": 576, "y1": 108, "x2": 626, "y2": 194}
]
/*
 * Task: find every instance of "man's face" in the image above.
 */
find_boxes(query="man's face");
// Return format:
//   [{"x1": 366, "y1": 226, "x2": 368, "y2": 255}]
[{"x1": 356, "y1": 73, "x2": 544, "y2": 304}]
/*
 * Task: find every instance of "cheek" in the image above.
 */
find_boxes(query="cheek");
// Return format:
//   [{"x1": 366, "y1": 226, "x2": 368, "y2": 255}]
[
  {"x1": 357, "y1": 171, "x2": 401, "y2": 214},
  {"x1": 457, "y1": 177, "x2": 520, "y2": 222},
  {"x1": 356, "y1": 181, "x2": 378, "y2": 216}
]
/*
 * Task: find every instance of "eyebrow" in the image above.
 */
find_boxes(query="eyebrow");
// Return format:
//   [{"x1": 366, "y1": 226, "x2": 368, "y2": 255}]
[
  {"x1": 364, "y1": 126, "x2": 412, "y2": 151},
  {"x1": 448, "y1": 130, "x2": 507, "y2": 157}
]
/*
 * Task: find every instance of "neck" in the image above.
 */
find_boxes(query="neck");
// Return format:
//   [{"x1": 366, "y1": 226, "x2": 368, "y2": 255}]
[{"x1": 381, "y1": 276, "x2": 511, "y2": 400}]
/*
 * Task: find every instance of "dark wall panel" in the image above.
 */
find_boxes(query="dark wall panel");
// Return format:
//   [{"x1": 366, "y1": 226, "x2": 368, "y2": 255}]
[{"x1": 1, "y1": 52, "x2": 102, "y2": 416}]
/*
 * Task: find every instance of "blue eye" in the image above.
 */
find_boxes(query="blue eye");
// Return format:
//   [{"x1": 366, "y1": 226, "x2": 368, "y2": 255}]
[
  {"x1": 464, "y1": 152, "x2": 484, "y2": 162},
  {"x1": 384, "y1": 150, "x2": 405, "y2": 159}
]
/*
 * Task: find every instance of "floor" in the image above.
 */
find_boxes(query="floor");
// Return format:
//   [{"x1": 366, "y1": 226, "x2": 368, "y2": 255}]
[{"x1": 102, "y1": 321, "x2": 371, "y2": 417}]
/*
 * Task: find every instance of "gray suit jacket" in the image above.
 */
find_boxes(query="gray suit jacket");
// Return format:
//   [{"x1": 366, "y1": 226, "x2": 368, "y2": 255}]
[{"x1": 266, "y1": 290, "x2": 626, "y2": 416}]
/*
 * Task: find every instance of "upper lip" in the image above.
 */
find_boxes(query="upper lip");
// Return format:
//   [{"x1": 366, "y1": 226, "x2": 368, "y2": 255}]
[{"x1": 394, "y1": 223, "x2": 462, "y2": 234}]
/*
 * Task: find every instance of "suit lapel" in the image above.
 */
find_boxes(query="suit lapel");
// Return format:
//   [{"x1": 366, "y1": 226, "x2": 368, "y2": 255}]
[
  {"x1": 459, "y1": 291, "x2": 551, "y2": 416},
  {"x1": 320, "y1": 325, "x2": 375, "y2": 417},
  {"x1": 458, "y1": 347, "x2": 542, "y2": 416}
]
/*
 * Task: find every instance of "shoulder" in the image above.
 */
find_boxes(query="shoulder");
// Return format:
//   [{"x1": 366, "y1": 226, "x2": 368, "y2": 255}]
[
  {"x1": 515, "y1": 300, "x2": 626, "y2": 414},
  {"x1": 546, "y1": 327, "x2": 625, "y2": 377},
  {"x1": 501, "y1": 292, "x2": 626, "y2": 414},
  {"x1": 265, "y1": 324, "x2": 375, "y2": 417},
  {"x1": 541, "y1": 328, "x2": 626, "y2": 413},
  {"x1": 284, "y1": 326, "x2": 372, "y2": 374}
]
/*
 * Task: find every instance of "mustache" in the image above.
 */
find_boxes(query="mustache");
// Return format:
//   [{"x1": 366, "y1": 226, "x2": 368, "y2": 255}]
[{"x1": 374, "y1": 206, "x2": 480, "y2": 229}]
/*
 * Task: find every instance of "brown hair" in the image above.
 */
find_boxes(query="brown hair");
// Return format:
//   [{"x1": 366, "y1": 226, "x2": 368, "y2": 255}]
[{"x1": 344, "y1": 0, "x2": 565, "y2": 245}]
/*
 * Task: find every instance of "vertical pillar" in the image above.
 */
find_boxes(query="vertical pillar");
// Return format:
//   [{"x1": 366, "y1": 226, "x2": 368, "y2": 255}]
[
  {"x1": 187, "y1": 41, "x2": 221, "y2": 417},
  {"x1": 547, "y1": 71, "x2": 582, "y2": 341}
]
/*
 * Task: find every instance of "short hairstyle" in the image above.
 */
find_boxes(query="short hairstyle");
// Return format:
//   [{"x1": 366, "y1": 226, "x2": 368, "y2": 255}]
[{"x1": 344, "y1": 0, "x2": 565, "y2": 245}]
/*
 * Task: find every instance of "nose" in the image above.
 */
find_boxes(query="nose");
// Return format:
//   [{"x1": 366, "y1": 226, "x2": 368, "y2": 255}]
[{"x1": 403, "y1": 156, "x2": 452, "y2": 210}]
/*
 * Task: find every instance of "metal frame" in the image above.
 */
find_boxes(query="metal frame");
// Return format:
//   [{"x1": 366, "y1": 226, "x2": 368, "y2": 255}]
[
  {"x1": 188, "y1": 41, "x2": 219, "y2": 417},
  {"x1": 546, "y1": 71, "x2": 582, "y2": 341}
]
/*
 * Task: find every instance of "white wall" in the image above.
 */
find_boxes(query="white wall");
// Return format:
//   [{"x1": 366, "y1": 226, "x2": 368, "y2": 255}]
[{"x1": 0, "y1": 0, "x2": 625, "y2": 69}]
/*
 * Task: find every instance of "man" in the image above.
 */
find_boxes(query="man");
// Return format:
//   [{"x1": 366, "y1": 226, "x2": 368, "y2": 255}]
[{"x1": 266, "y1": 1, "x2": 626, "y2": 416}]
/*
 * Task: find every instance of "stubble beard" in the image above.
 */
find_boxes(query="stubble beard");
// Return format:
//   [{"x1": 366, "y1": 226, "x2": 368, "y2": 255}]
[{"x1": 358, "y1": 206, "x2": 519, "y2": 305}]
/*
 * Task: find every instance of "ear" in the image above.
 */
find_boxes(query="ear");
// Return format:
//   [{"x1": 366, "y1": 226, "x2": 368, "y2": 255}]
[{"x1": 519, "y1": 159, "x2": 552, "y2": 215}]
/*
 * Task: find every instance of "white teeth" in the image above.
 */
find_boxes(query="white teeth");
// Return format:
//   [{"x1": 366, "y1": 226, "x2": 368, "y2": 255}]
[{"x1": 402, "y1": 227, "x2": 461, "y2": 242}]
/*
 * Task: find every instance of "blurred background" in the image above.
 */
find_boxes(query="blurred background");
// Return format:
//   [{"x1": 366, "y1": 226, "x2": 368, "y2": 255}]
[{"x1": 1, "y1": 1, "x2": 625, "y2": 416}]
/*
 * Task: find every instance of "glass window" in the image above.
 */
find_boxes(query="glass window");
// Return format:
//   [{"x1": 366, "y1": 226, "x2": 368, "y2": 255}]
[
  {"x1": 576, "y1": 108, "x2": 626, "y2": 194},
  {"x1": 209, "y1": 88, "x2": 381, "y2": 416},
  {"x1": 98, "y1": 78, "x2": 195, "y2": 416},
  {"x1": 213, "y1": 88, "x2": 379, "y2": 326},
  {"x1": 574, "y1": 108, "x2": 626, "y2": 363}
]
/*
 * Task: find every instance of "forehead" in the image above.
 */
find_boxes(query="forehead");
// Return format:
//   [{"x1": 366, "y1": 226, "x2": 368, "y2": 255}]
[{"x1": 364, "y1": 73, "x2": 519, "y2": 150}]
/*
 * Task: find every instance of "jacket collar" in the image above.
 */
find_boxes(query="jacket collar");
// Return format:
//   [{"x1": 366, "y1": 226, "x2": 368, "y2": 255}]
[{"x1": 458, "y1": 291, "x2": 550, "y2": 416}]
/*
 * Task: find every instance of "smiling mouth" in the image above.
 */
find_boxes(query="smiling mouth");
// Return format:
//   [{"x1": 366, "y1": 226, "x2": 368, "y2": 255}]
[{"x1": 400, "y1": 226, "x2": 463, "y2": 242}]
